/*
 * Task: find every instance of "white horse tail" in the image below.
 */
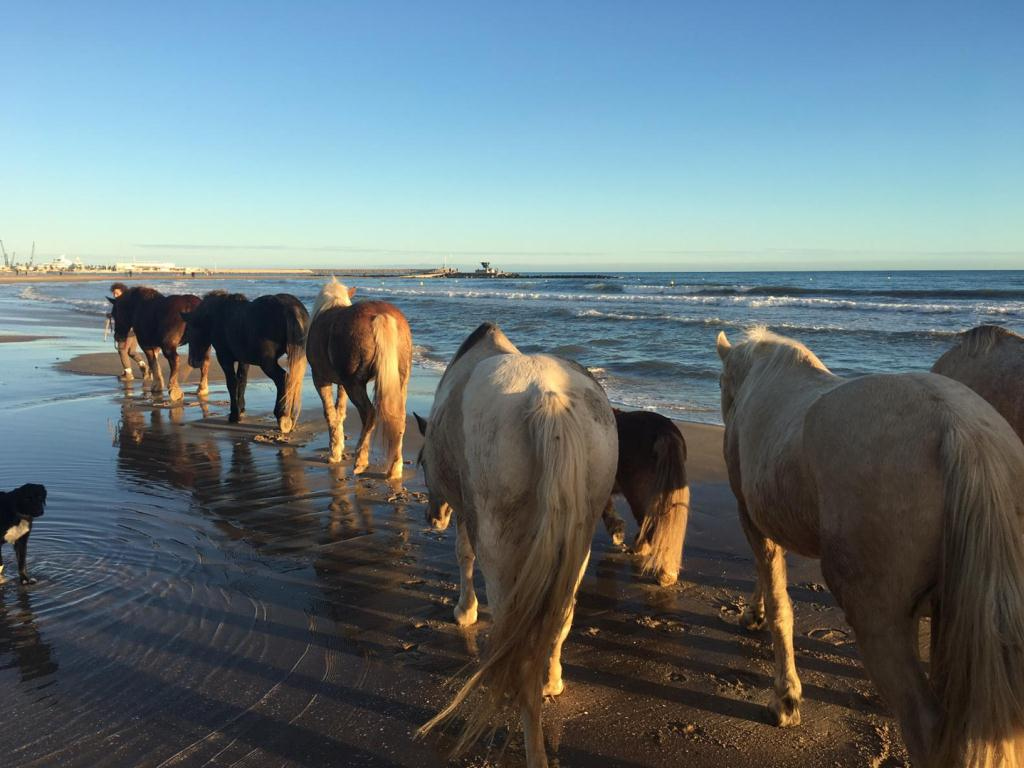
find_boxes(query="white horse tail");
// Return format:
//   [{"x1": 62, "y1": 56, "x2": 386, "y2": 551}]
[
  {"x1": 371, "y1": 313, "x2": 405, "y2": 462},
  {"x1": 279, "y1": 304, "x2": 308, "y2": 434},
  {"x1": 933, "y1": 417, "x2": 1024, "y2": 767},
  {"x1": 638, "y1": 427, "x2": 690, "y2": 587},
  {"x1": 419, "y1": 388, "x2": 593, "y2": 756}
]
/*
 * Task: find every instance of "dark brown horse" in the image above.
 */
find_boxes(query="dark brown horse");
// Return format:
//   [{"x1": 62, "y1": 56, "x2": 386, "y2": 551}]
[
  {"x1": 306, "y1": 278, "x2": 412, "y2": 480},
  {"x1": 108, "y1": 286, "x2": 210, "y2": 401},
  {"x1": 181, "y1": 291, "x2": 309, "y2": 433},
  {"x1": 601, "y1": 409, "x2": 690, "y2": 586}
]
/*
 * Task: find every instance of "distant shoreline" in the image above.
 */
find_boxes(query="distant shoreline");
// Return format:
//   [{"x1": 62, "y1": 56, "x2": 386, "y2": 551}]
[
  {"x1": 0, "y1": 268, "x2": 613, "y2": 285},
  {"x1": 0, "y1": 268, "x2": 435, "y2": 285}
]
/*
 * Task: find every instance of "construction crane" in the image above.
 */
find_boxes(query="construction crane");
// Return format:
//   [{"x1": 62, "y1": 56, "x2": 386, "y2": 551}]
[{"x1": 0, "y1": 240, "x2": 8, "y2": 268}]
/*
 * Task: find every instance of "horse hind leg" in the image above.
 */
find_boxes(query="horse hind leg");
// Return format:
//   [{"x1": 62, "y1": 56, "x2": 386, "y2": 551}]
[
  {"x1": 520, "y1": 689, "x2": 549, "y2": 768},
  {"x1": 741, "y1": 574, "x2": 766, "y2": 630},
  {"x1": 454, "y1": 516, "x2": 478, "y2": 627},
  {"x1": 544, "y1": 551, "x2": 589, "y2": 697},
  {"x1": 847, "y1": 604, "x2": 939, "y2": 765},
  {"x1": 146, "y1": 349, "x2": 164, "y2": 393},
  {"x1": 165, "y1": 347, "x2": 184, "y2": 401},
  {"x1": 196, "y1": 353, "x2": 210, "y2": 396},
  {"x1": 347, "y1": 381, "x2": 376, "y2": 475},
  {"x1": 739, "y1": 506, "x2": 801, "y2": 727},
  {"x1": 260, "y1": 356, "x2": 288, "y2": 431},
  {"x1": 601, "y1": 498, "x2": 626, "y2": 546},
  {"x1": 315, "y1": 381, "x2": 345, "y2": 463}
]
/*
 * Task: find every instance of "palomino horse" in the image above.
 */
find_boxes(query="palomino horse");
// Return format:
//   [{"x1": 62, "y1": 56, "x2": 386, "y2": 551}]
[
  {"x1": 932, "y1": 324, "x2": 1024, "y2": 442},
  {"x1": 600, "y1": 409, "x2": 690, "y2": 587},
  {"x1": 108, "y1": 286, "x2": 210, "y2": 401},
  {"x1": 416, "y1": 323, "x2": 617, "y2": 768},
  {"x1": 305, "y1": 278, "x2": 412, "y2": 480},
  {"x1": 716, "y1": 327, "x2": 1024, "y2": 767},
  {"x1": 181, "y1": 291, "x2": 309, "y2": 433}
]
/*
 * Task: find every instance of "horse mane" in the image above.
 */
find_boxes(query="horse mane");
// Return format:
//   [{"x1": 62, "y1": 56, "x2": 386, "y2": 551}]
[
  {"x1": 310, "y1": 277, "x2": 352, "y2": 322},
  {"x1": 201, "y1": 289, "x2": 247, "y2": 303},
  {"x1": 449, "y1": 322, "x2": 500, "y2": 368},
  {"x1": 124, "y1": 286, "x2": 162, "y2": 301},
  {"x1": 735, "y1": 326, "x2": 831, "y2": 377},
  {"x1": 957, "y1": 324, "x2": 1022, "y2": 356}
]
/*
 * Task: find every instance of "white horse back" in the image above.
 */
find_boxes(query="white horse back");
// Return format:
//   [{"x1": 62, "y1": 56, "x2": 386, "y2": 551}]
[{"x1": 460, "y1": 354, "x2": 617, "y2": 562}]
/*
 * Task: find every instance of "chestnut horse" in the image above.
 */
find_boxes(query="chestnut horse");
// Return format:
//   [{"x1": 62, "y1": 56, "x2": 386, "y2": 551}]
[
  {"x1": 601, "y1": 409, "x2": 690, "y2": 586},
  {"x1": 416, "y1": 322, "x2": 617, "y2": 768},
  {"x1": 108, "y1": 286, "x2": 210, "y2": 401},
  {"x1": 181, "y1": 291, "x2": 309, "y2": 433},
  {"x1": 932, "y1": 324, "x2": 1024, "y2": 442},
  {"x1": 305, "y1": 278, "x2": 412, "y2": 480},
  {"x1": 717, "y1": 327, "x2": 1024, "y2": 767}
]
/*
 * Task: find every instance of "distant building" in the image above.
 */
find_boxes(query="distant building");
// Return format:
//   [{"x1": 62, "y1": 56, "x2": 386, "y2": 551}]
[
  {"x1": 115, "y1": 261, "x2": 178, "y2": 272},
  {"x1": 40, "y1": 255, "x2": 84, "y2": 272}
]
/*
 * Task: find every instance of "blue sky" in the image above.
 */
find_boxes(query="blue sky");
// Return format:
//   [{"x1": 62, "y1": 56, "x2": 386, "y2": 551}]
[{"x1": 2, "y1": 1, "x2": 1022, "y2": 270}]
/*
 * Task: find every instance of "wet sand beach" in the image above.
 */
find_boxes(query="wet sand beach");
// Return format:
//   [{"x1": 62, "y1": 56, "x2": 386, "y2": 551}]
[{"x1": 0, "y1": 333, "x2": 909, "y2": 767}]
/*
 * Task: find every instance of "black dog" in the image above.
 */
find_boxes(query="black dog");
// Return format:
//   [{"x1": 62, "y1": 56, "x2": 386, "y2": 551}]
[{"x1": 0, "y1": 484, "x2": 46, "y2": 585}]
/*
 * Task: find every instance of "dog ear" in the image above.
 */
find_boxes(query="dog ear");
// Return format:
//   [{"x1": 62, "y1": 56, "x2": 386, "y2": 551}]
[
  {"x1": 107, "y1": 296, "x2": 117, "y2": 304},
  {"x1": 414, "y1": 412, "x2": 429, "y2": 436},
  {"x1": 347, "y1": 287, "x2": 357, "y2": 299}
]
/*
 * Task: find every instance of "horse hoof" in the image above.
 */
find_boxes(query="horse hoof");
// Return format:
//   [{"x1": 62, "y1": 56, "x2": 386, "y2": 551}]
[
  {"x1": 741, "y1": 607, "x2": 766, "y2": 631},
  {"x1": 229, "y1": 414, "x2": 241, "y2": 424},
  {"x1": 429, "y1": 514, "x2": 451, "y2": 532},
  {"x1": 656, "y1": 569, "x2": 678, "y2": 587},
  {"x1": 196, "y1": 386, "x2": 209, "y2": 397},
  {"x1": 353, "y1": 462, "x2": 369, "y2": 475},
  {"x1": 169, "y1": 389, "x2": 184, "y2": 402},
  {"x1": 632, "y1": 540, "x2": 652, "y2": 557},
  {"x1": 609, "y1": 525, "x2": 625, "y2": 546},
  {"x1": 279, "y1": 416, "x2": 293, "y2": 434},
  {"x1": 20, "y1": 576, "x2": 37, "y2": 586},
  {"x1": 769, "y1": 696, "x2": 801, "y2": 728},
  {"x1": 454, "y1": 604, "x2": 478, "y2": 627},
  {"x1": 542, "y1": 678, "x2": 565, "y2": 697}
]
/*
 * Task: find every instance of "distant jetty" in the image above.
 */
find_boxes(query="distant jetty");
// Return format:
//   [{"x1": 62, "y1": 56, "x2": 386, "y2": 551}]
[{"x1": 428, "y1": 262, "x2": 611, "y2": 280}]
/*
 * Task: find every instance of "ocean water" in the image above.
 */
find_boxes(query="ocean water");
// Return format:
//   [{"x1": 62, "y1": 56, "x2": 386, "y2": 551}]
[{"x1": 6, "y1": 270, "x2": 1024, "y2": 423}]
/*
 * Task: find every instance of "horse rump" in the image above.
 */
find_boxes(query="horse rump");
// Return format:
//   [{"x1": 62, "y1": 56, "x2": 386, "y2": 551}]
[
  {"x1": 419, "y1": 387, "x2": 596, "y2": 759},
  {"x1": 614, "y1": 410, "x2": 690, "y2": 587}
]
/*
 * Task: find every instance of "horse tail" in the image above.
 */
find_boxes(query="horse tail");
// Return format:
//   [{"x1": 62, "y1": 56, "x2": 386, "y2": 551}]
[
  {"x1": 637, "y1": 426, "x2": 690, "y2": 587},
  {"x1": 933, "y1": 416, "x2": 1024, "y2": 767},
  {"x1": 279, "y1": 305, "x2": 308, "y2": 434},
  {"x1": 370, "y1": 313, "x2": 405, "y2": 463},
  {"x1": 419, "y1": 388, "x2": 595, "y2": 756}
]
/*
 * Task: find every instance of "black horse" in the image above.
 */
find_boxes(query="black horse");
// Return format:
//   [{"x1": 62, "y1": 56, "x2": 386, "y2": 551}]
[{"x1": 182, "y1": 292, "x2": 309, "y2": 433}]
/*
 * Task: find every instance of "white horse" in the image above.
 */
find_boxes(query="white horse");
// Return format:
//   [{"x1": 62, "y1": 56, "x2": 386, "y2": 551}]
[
  {"x1": 932, "y1": 324, "x2": 1024, "y2": 442},
  {"x1": 716, "y1": 327, "x2": 1024, "y2": 767},
  {"x1": 416, "y1": 323, "x2": 617, "y2": 768}
]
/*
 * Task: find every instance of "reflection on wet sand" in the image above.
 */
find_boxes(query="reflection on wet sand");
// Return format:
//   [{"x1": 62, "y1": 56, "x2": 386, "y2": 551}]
[
  {"x1": 2, "y1": 388, "x2": 906, "y2": 767},
  {"x1": 0, "y1": 591, "x2": 58, "y2": 683}
]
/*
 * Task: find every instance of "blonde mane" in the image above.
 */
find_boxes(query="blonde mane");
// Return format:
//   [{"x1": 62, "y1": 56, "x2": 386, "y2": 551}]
[
  {"x1": 310, "y1": 277, "x2": 353, "y2": 322},
  {"x1": 736, "y1": 326, "x2": 831, "y2": 378},
  {"x1": 957, "y1": 324, "x2": 1022, "y2": 357}
]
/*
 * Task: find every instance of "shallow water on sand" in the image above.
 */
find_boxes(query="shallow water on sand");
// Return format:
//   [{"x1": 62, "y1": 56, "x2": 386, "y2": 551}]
[{"x1": 0, "y1": 319, "x2": 906, "y2": 766}]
